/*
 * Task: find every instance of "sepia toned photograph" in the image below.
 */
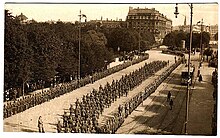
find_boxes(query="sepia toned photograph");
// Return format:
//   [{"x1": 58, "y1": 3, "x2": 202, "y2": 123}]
[{"x1": 3, "y1": 1, "x2": 218, "y2": 136}]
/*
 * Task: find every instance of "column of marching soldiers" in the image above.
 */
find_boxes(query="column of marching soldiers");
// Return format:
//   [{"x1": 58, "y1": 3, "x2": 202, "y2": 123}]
[
  {"x1": 59, "y1": 60, "x2": 182, "y2": 133},
  {"x1": 3, "y1": 55, "x2": 149, "y2": 119}
]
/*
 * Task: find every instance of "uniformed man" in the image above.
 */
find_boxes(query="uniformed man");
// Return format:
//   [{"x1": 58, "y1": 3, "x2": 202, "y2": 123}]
[
  {"x1": 63, "y1": 111, "x2": 68, "y2": 128},
  {"x1": 38, "y1": 116, "x2": 44, "y2": 133},
  {"x1": 69, "y1": 104, "x2": 74, "y2": 116},
  {"x1": 57, "y1": 120, "x2": 62, "y2": 133}
]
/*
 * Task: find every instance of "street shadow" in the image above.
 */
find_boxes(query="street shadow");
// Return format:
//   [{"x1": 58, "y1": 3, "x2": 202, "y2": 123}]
[
  {"x1": 48, "y1": 122, "x2": 57, "y2": 126},
  {"x1": 21, "y1": 128, "x2": 38, "y2": 132},
  {"x1": 4, "y1": 121, "x2": 38, "y2": 132},
  {"x1": 56, "y1": 114, "x2": 64, "y2": 117},
  {"x1": 162, "y1": 72, "x2": 182, "y2": 86},
  {"x1": 4, "y1": 122, "x2": 18, "y2": 128},
  {"x1": 144, "y1": 104, "x2": 165, "y2": 113}
]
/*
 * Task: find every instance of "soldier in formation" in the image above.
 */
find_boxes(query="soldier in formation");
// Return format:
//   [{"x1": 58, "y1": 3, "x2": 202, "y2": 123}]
[
  {"x1": 3, "y1": 55, "x2": 150, "y2": 118},
  {"x1": 59, "y1": 60, "x2": 169, "y2": 133}
]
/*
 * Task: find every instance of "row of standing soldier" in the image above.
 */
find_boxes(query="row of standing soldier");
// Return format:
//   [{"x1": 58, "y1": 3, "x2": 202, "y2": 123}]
[
  {"x1": 3, "y1": 55, "x2": 149, "y2": 119},
  {"x1": 99, "y1": 60, "x2": 181, "y2": 133},
  {"x1": 59, "y1": 61, "x2": 168, "y2": 133}
]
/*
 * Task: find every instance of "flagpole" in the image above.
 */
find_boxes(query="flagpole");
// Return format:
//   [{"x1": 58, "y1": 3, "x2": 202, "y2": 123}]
[
  {"x1": 78, "y1": 10, "x2": 81, "y2": 81},
  {"x1": 78, "y1": 10, "x2": 87, "y2": 83}
]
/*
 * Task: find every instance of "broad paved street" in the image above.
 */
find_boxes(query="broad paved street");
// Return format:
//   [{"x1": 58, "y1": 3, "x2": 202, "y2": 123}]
[
  {"x1": 3, "y1": 51, "x2": 215, "y2": 135},
  {"x1": 4, "y1": 50, "x2": 176, "y2": 132},
  {"x1": 116, "y1": 53, "x2": 215, "y2": 135}
]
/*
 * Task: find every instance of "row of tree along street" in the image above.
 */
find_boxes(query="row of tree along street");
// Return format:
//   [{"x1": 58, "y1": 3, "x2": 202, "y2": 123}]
[
  {"x1": 163, "y1": 30, "x2": 211, "y2": 49},
  {"x1": 163, "y1": 30, "x2": 218, "y2": 63},
  {"x1": 4, "y1": 10, "x2": 155, "y2": 98}
]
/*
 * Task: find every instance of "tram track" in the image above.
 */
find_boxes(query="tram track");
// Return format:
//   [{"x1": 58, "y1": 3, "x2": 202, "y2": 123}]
[
  {"x1": 119, "y1": 64, "x2": 185, "y2": 134},
  {"x1": 123, "y1": 61, "x2": 199, "y2": 134}
]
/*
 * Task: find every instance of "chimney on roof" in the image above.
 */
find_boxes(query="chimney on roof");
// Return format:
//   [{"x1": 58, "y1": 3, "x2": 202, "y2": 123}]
[{"x1": 129, "y1": 6, "x2": 133, "y2": 11}]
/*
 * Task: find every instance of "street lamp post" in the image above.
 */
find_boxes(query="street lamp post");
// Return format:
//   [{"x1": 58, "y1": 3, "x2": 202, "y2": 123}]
[
  {"x1": 138, "y1": 24, "x2": 141, "y2": 56},
  {"x1": 197, "y1": 19, "x2": 203, "y2": 63},
  {"x1": 174, "y1": 3, "x2": 193, "y2": 135},
  {"x1": 78, "y1": 10, "x2": 87, "y2": 81}
]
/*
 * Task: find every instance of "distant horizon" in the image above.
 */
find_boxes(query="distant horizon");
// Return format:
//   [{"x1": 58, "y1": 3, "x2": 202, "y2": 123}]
[{"x1": 4, "y1": 3, "x2": 218, "y2": 26}]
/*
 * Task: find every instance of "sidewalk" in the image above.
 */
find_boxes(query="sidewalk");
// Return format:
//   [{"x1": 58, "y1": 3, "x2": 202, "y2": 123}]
[{"x1": 187, "y1": 62, "x2": 215, "y2": 135}]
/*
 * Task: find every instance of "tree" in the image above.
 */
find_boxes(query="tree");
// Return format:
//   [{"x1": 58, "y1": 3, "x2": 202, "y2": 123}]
[
  {"x1": 26, "y1": 23, "x2": 62, "y2": 85},
  {"x1": 185, "y1": 32, "x2": 210, "y2": 50},
  {"x1": 139, "y1": 30, "x2": 155, "y2": 51},
  {"x1": 163, "y1": 32, "x2": 176, "y2": 47},
  {"x1": 163, "y1": 30, "x2": 186, "y2": 49},
  {"x1": 56, "y1": 41, "x2": 78, "y2": 82},
  {"x1": 203, "y1": 47, "x2": 213, "y2": 61},
  {"x1": 201, "y1": 32, "x2": 211, "y2": 48},
  {"x1": 4, "y1": 10, "x2": 33, "y2": 95},
  {"x1": 107, "y1": 28, "x2": 139, "y2": 53},
  {"x1": 80, "y1": 30, "x2": 113, "y2": 76},
  {"x1": 214, "y1": 32, "x2": 218, "y2": 41}
]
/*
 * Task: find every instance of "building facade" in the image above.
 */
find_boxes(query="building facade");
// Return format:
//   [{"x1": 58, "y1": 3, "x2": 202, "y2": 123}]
[
  {"x1": 209, "y1": 24, "x2": 218, "y2": 40},
  {"x1": 126, "y1": 7, "x2": 172, "y2": 43},
  {"x1": 89, "y1": 18, "x2": 126, "y2": 29}
]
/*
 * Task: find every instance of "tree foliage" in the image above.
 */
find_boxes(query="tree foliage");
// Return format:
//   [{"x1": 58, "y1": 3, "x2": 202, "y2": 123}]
[
  {"x1": 214, "y1": 32, "x2": 218, "y2": 41},
  {"x1": 163, "y1": 30, "x2": 210, "y2": 50},
  {"x1": 162, "y1": 30, "x2": 186, "y2": 48},
  {"x1": 5, "y1": 10, "x2": 33, "y2": 90},
  {"x1": 4, "y1": 10, "x2": 155, "y2": 92},
  {"x1": 4, "y1": 10, "x2": 115, "y2": 91},
  {"x1": 106, "y1": 28, "x2": 155, "y2": 53},
  {"x1": 185, "y1": 32, "x2": 210, "y2": 49},
  {"x1": 203, "y1": 47, "x2": 213, "y2": 61}
]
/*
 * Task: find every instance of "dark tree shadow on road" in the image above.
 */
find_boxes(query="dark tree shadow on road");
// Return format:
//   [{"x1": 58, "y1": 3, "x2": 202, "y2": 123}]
[
  {"x1": 4, "y1": 121, "x2": 38, "y2": 132},
  {"x1": 21, "y1": 128, "x2": 38, "y2": 132}
]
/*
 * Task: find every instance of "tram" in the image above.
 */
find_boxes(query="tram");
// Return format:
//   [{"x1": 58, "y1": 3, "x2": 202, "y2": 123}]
[{"x1": 181, "y1": 65, "x2": 195, "y2": 85}]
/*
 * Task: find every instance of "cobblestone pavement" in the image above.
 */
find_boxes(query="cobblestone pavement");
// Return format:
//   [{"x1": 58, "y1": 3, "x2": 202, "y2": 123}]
[{"x1": 3, "y1": 50, "x2": 175, "y2": 132}]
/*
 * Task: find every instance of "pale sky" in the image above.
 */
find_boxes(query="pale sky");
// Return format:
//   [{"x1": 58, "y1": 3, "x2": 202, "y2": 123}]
[{"x1": 4, "y1": 3, "x2": 218, "y2": 26}]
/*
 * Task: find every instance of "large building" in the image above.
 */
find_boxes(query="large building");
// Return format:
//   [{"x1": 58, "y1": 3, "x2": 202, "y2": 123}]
[
  {"x1": 126, "y1": 7, "x2": 172, "y2": 43},
  {"x1": 89, "y1": 18, "x2": 126, "y2": 28},
  {"x1": 209, "y1": 24, "x2": 218, "y2": 40}
]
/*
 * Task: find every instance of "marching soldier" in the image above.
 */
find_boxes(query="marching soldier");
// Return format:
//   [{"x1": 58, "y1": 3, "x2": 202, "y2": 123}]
[
  {"x1": 63, "y1": 111, "x2": 68, "y2": 128},
  {"x1": 69, "y1": 104, "x2": 74, "y2": 116},
  {"x1": 57, "y1": 120, "x2": 62, "y2": 133}
]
